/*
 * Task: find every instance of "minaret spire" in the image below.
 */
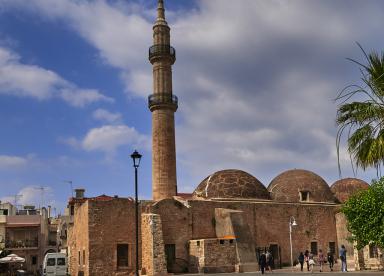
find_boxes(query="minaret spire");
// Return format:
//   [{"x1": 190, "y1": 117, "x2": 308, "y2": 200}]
[
  {"x1": 157, "y1": 0, "x2": 166, "y2": 22},
  {"x1": 148, "y1": 0, "x2": 178, "y2": 201}
]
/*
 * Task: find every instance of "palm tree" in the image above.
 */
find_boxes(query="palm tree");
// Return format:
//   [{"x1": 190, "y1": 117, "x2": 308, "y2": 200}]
[{"x1": 336, "y1": 44, "x2": 384, "y2": 174}]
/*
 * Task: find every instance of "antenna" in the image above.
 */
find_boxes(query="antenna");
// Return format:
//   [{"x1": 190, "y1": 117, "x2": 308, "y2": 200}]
[
  {"x1": 9, "y1": 194, "x2": 23, "y2": 209},
  {"x1": 63, "y1": 180, "x2": 74, "y2": 198},
  {"x1": 34, "y1": 186, "x2": 46, "y2": 209}
]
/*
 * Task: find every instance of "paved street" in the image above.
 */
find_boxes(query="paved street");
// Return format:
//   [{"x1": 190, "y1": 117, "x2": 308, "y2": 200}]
[{"x1": 182, "y1": 271, "x2": 382, "y2": 276}]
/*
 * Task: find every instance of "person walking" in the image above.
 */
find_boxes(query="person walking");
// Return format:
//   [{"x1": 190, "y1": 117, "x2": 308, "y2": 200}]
[
  {"x1": 327, "y1": 251, "x2": 334, "y2": 271},
  {"x1": 259, "y1": 252, "x2": 267, "y2": 274},
  {"x1": 318, "y1": 249, "x2": 324, "y2": 272},
  {"x1": 304, "y1": 250, "x2": 310, "y2": 271},
  {"x1": 298, "y1": 252, "x2": 305, "y2": 272},
  {"x1": 339, "y1": 245, "x2": 347, "y2": 272},
  {"x1": 308, "y1": 252, "x2": 315, "y2": 273},
  {"x1": 266, "y1": 251, "x2": 274, "y2": 273}
]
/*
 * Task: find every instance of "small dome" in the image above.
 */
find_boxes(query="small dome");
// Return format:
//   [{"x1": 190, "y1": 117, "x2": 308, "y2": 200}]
[
  {"x1": 268, "y1": 169, "x2": 336, "y2": 203},
  {"x1": 192, "y1": 169, "x2": 270, "y2": 200},
  {"x1": 330, "y1": 178, "x2": 369, "y2": 203}
]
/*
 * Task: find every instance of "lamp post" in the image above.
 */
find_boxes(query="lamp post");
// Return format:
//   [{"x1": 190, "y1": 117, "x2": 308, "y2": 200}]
[
  {"x1": 289, "y1": 216, "x2": 298, "y2": 270},
  {"x1": 131, "y1": 150, "x2": 142, "y2": 276}
]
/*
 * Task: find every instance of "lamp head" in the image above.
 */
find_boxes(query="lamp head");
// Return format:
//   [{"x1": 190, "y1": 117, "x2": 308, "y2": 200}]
[
  {"x1": 292, "y1": 219, "x2": 298, "y2": 226},
  {"x1": 130, "y1": 150, "x2": 142, "y2": 168}
]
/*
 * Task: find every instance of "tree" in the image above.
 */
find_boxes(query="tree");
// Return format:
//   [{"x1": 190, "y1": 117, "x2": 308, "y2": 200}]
[
  {"x1": 342, "y1": 177, "x2": 384, "y2": 249},
  {"x1": 336, "y1": 44, "x2": 384, "y2": 174}
]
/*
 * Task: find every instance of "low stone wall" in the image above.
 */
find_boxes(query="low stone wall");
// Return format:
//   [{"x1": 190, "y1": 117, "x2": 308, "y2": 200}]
[{"x1": 189, "y1": 238, "x2": 236, "y2": 273}]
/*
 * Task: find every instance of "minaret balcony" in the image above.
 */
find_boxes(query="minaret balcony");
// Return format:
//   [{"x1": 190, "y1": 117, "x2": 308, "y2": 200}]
[
  {"x1": 149, "y1": 45, "x2": 176, "y2": 64},
  {"x1": 148, "y1": 93, "x2": 178, "y2": 111}
]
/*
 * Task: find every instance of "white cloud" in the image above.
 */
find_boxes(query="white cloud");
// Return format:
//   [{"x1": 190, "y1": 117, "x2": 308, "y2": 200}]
[
  {"x1": 2, "y1": 0, "x2": 381, "y2": 189},
  {"x1": 79, "y1": 125, "x2": 149, "y2": 154},
  {"x1": 92, "y1": 108, "x2": 122, "y2": 124},
  {"x1": 0, "y1": 155, "x2": 30, "y2": 169},
  {"x1": 0, "y1": 47, "x2": 113, "y2": 106},
  {"x1": 0, "y1": 185, "x2": 55, "y2": 208}
]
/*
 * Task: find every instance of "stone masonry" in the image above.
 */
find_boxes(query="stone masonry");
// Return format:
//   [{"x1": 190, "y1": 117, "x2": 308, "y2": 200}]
[
  {"x1": 141, "y1": 213, "x2": 167, "y2": 276},
  {"x1": 149, "y1": 0, "x2": 178, "y2": 201}
]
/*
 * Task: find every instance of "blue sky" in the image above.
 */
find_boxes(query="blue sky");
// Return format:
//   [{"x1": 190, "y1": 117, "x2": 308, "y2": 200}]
[{"x1": 0, "y1": 0, "x2": 383, "y2": 213}]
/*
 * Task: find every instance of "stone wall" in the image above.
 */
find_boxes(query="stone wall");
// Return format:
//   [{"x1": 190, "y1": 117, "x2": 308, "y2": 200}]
[
  {"x1": 69, "y1": 198, "x2": 139, "y2": 276},
  {"x1": 188, "y1": 200, "x2": 339, "y2": 266},
  {"x1": 141, "y1": 213, "x2": 167, "y2": 276},
  {"x1": 151, "y1": 198, "x2": 191, "y2": 268},
  {"x1": 68, "y1": 201, "x2": 89, "y2": 276},
  {"x1": 189, "y1": 238, "x2": 236, "y2": 273},
  {"x1": 335, "y1": 212, "x2": 355, "y2": 269}
]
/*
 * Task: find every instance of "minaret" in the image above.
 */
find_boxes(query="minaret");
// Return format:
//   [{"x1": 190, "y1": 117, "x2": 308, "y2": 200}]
[{"x1": 148, "y1": 0, "x2": 177, "y2": 201}]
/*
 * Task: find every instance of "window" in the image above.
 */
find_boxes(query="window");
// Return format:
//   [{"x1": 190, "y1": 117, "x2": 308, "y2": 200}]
[
  {"x1": 70, "y1": 205, "x2": 74, "y2": 216},
  {"x1": 117, "y1": 244, "x2": 129, "y2": 267},
  {"x1": 32, "y1": 256, "x2": 37, "y2": 265},
  {"x1": 329, "y1": 242, "x2": 336, "y2": 254},
  {"x1": 47, "y1": 258, "x2": 56, "y2": 266},
  {"x1": 310, "y1": 241, "x2": 318, "y2": 255},
  {"x1": 196, "y1": 241, "x2": 200, "y2": 247},
  {"x1": 57, "y1": 258, "x2": 66, "y2": 266},
  {"x1": 300, "y1": 191, "x2": 310, "y2": 202},
  {"x1": 369, "y1": 244, "x2": 378, "y2": 258},
  {"x1": 83, "y1": 250, "x2": 85, "y2": 266},
  {"x1": 219, "y1": 240, "x2": 225, "y2": 245},
  {"x1": 0, "y1": 209, "x2": 8, "y2": 215},
  {"x1": 78, "y1": 251, "x2": 81, "y2": 265}
]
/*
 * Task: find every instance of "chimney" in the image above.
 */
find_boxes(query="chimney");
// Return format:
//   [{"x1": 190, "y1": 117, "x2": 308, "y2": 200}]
[{"x1": 75, "y1": 189, "x2": 85, "y2": 199}]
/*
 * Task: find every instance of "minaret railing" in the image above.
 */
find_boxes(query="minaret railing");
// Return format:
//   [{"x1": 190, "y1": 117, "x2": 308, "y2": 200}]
[
  {"x1": 149, "y1": 45, "x2": 176, "y2": 63},
  {"x1": 148, "y1": 93, "x2": 178, "y2": 111}
]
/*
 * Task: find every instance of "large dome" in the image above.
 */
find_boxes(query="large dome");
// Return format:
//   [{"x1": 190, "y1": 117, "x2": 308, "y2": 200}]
[
  {"x1": 192, "y1": 169, "x2": 270, "y2": 200},
  {"x1": 330, "y1": 178, "x2": 369, "y2": 203},
  {"x1": 268, "y1": 169, "x2": 337, "y2": 203}
]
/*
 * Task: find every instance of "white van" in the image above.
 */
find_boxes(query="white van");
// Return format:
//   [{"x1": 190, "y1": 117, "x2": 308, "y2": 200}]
[{"x1": 43, "y1": 253, "x2": 68, "y2": 276}]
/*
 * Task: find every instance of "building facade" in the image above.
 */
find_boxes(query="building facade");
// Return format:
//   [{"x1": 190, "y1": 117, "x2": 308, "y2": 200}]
[
  {"x1": 66, "y1": 1, "x2": 382, "y2": 275},
  {"x1": 0, "y1": 203, "x2": 61, "y2": 274}
]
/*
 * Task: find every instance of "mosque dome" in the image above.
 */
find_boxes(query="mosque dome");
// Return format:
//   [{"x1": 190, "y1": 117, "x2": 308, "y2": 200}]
[
  {"x1": 330, "y1": 178, "x2": 369, "y2": 203},
  {"x1": 268, "y1": 169, "x2": 337, "y2": 203},
  {"x1": 192, "y1": 169, "x2": 270, "y2": 200}
]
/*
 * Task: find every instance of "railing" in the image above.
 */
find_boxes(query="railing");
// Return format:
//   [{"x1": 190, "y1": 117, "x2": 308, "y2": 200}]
[
  {"x1": 148, "y1": 93, "x2": 178, "y2": 111},
  {"x1": 149, "y1": 45, "x2": 176, "y2": 62},
  {"x1": 5, "y1": 239, "x2": 38, "y2": 249}
]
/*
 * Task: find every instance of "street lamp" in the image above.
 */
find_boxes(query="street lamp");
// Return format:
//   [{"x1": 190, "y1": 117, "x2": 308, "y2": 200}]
[
  {"x1": 289, "y1": 216, "x2": 298, "y2": 269},
  {"x1": 131, "y1": 150, "x2": 142, "y2": 276}
]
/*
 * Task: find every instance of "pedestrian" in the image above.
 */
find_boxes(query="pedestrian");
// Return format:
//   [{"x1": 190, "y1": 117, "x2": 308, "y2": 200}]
[
  {"x1": 318, "y1": 249, "x2": 324, "y2": 272},
  {"x1": 266, "y1": 251, "x2": 274, "y2": 273},
  {"x1": 259, "y1": 252, "x2": 267, "y2": 274},
  {"x1": 327, "y1": 251, "x2": 334, "y2": 271},
  {"x1": 304, "y1": 250, "x2": 310, "y2": 271},
  {"x1": 298, "y1": 252, "x2": 305, "y2": 272},
  {"x1": 339, "y1": 245, "x2": 347, "y2": 272},
  {"x1": 308, "y1": 252, "x2": 315, "y2": 273}
]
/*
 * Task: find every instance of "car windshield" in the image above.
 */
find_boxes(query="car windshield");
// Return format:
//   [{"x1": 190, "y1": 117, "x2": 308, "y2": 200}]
[
  {"x1": 57, "y1": 258, "x2": 66, "y2": 266},
  {"x1": 47, "y1": 258, "x2": 55, "y2": 266}
]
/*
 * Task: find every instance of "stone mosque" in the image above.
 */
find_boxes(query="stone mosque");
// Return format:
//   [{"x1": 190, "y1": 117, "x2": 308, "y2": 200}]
[{"x1": 66, "y1": 1, "x2": 382, "y2": 275}]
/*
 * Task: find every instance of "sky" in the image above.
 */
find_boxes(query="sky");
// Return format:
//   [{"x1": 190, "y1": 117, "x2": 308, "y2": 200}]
[{"x1": 0, "y1": 0, "x2": 383, "y2": 213}]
